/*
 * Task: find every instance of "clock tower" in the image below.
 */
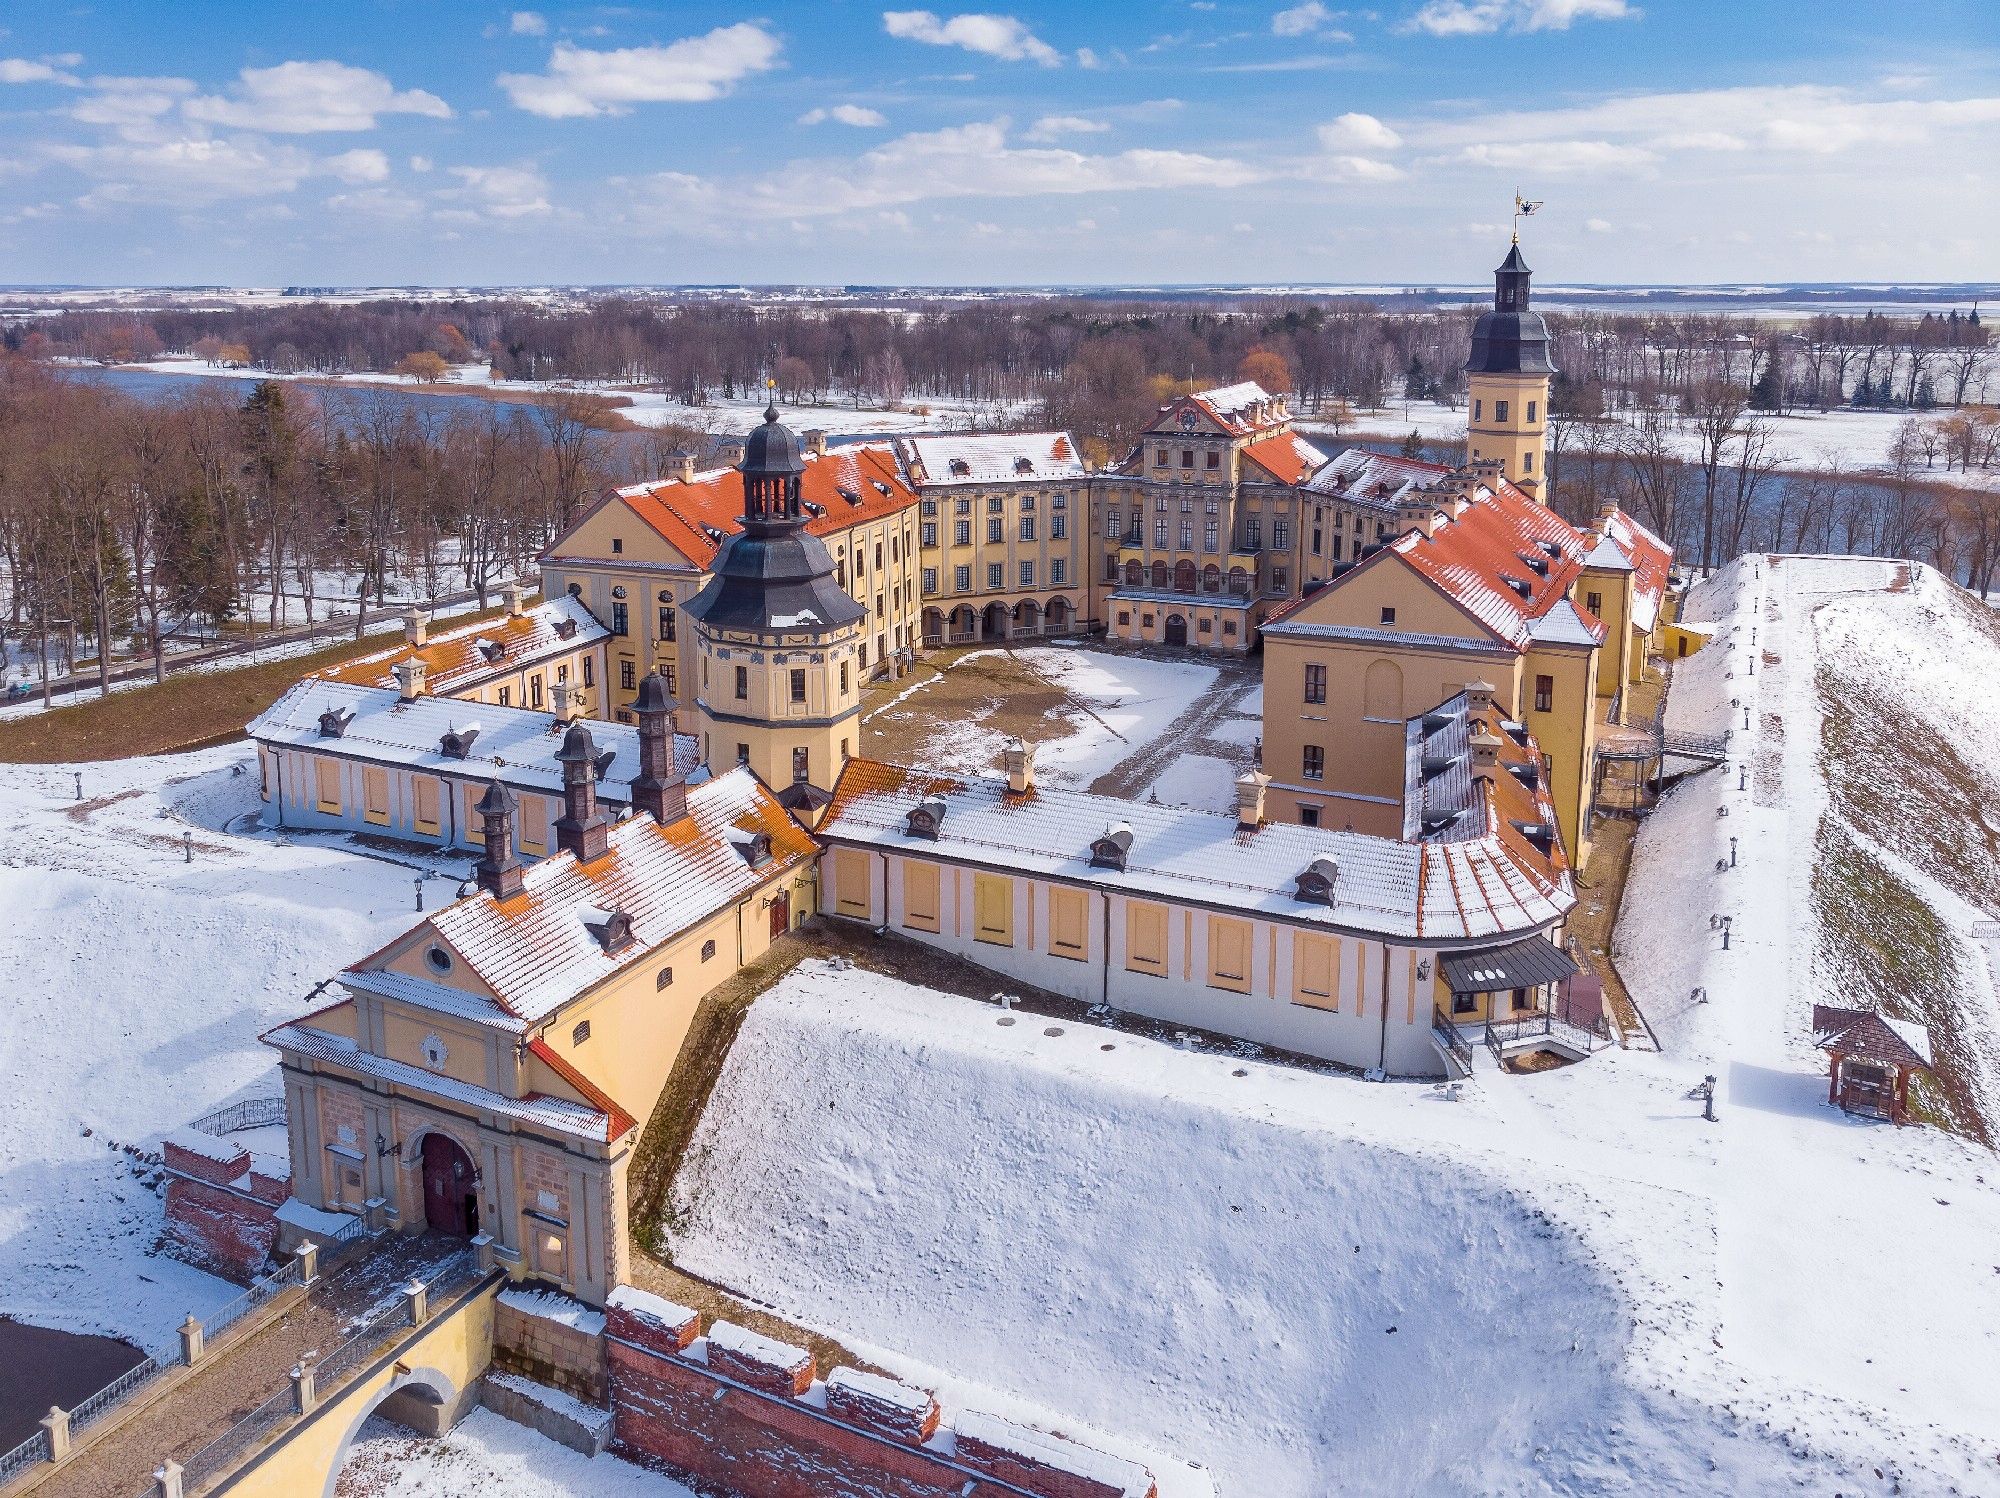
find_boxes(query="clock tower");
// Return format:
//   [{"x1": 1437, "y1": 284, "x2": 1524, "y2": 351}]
[
  {"x1": 1464, "y1": 241, "x2": 1555, "y2": 502},
  {"x1": 683, "y1": 399, "x2": 866, "y2": 821}
]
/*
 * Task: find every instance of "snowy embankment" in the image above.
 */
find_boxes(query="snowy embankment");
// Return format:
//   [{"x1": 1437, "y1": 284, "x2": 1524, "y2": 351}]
[
  {"x1": 337, "y1": 1408, "x2": 695, "y2": 1497},
  {"x1": 667, "y1": 961, "x2": 1995, "y2": 1496},
  {"x1": 1613, "y1": 554, "x2": 2000, "y2": 1466},
  {"x1": 0, "y1": 746, "x2": 460, "y2": 1344}
]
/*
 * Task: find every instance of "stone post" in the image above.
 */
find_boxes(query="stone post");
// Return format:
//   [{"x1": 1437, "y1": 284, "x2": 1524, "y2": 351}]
[
  {"x1": 290, "y1": 1362, "x2": 317, "y2": 1416},
  {"x1": 404, "y1": 1277, "x2": 430, "y2": 1327},
  {"x1": 294, "y1": 1240, "x2": 320, "y2": 1287},
  {"x1": 39, "y1": 1407, "x2": 69, "y2": 1464},
  {"x1": 364, "y1": 1196, "x2": 387, "y2": 1234},
  {"x1": 153, "y1": 1460, "x2": 185, "y2": 1498},
  {"x1": 471, "y1": 1233, "x2": 495, "y2": 1274},
  {"x1": 178, "y1": 1314, "x2": 205, "y2": 1367}
]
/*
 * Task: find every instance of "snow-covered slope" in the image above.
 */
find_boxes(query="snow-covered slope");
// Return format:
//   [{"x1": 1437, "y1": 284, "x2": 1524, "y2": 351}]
[
  {"x1": 668, "y1": 961, "x2": 1995, "y2": 1496},
  {"x1": 0, "y1": 746, "x2": 457, "y2": 1343}
]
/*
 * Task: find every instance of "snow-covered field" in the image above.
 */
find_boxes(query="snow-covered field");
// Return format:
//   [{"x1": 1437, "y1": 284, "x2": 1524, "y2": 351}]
[
  {"x1": 667, "y1": 960, "x2": 2000, "y2": 1496},
  {"x1": 336, "y1": 1409, "x2": 695, "y2": 1497},
  {"x1": 870, "y1": 646, "x2": 1220, "y2": 790},
  {"x1": 0, "y1": 744, "x2": 466, "y2": 1345}
]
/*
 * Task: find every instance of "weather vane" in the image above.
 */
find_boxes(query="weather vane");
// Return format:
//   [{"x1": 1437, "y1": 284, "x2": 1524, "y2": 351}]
[{"x1": 1512, "y1": 190, "x2": 1543, "y2": 243}]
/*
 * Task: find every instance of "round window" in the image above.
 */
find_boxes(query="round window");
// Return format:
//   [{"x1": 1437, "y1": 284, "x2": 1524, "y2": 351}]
[
  {"x1": 612, "y1": 585, "x2": 627, "y2": 599},
  {"x1": 658, "y1": 589, "x2": 673, "y2": 603},
  {"x1": 425, "y1": 945, "x2": 453, "y2": 974}
]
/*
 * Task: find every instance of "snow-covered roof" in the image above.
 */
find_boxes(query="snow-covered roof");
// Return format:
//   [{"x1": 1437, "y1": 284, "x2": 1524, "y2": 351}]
[
  {"x1": 1592, "y1": 506, "x2": 1674, "y2": 634},
  {"x1": 1527, "y1": 597, "x2": 1607, "y2": 647},
  {"x1": 248, "y1": 680, "x2": 699, "y2": 805},
  {"x1": 1812, "y1": 1004, "x2": 1934, "y2": 1068},
  {"x1": 1300, "y1": 448, "x2": 1448, "y2": 512},
  {"x1": 392, "y1": 768, "x2": 812, "y2": 1024},
  {"x1": 1140, "y1": 381, "x2": 1291, "y2": 441},
  {"x1": 337, "y1": 967, "x2": 528, "y2": 1033},
  {"x1": 897, "y1": 432, "x2": 1085, "y2": 486},
  {"x1": 316, "y1": 593, "x2": 606, "y2": 697},
  {"x1": 822, "y1": 758, "x2": 1572, "y2": 945}
]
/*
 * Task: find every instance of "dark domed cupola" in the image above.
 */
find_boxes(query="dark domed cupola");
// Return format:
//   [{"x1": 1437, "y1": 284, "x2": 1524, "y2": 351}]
[
  {"x1": 741, "y1": 399, "x2": 807, "y2": 527},
  {"x1": 1466, "y1": 243, "x2": 1555, "y2": 377}
]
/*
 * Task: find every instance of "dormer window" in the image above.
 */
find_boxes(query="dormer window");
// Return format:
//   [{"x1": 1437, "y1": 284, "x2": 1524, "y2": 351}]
[
  {"x1": 735, "y1": 830, "x2": 773, "y2": 867},
  {"x1": 579, "y1": 904, "x2": 635, "y2": 955},
  {"x1": 317, "y1": 706, "x2": 355, "y2": 739},
  {"x1": 440, "y1": 724, "x2": 481, "y2": 759},
  {"x1": 948, "y1": 458, "x2": 971, "y2": 477},
  {"x1": 592, "y1": 748, "x2": 616, "y2": 781},
  {"x1": 425, "y1": 945, "x2": 453, "y2": 974},
  {"x1": 906, "y1": 795, "x2": 947, "y2": 840},
  {"x1": 555, "y1": 618, "x2": 579, "y2": 640},
  {"x1": 1014, "y1": 456, "x2": 1034, "y2": 474},
  {"x1": 1089, "y1": 823, "x2": 1134, "y2": 872},
  {"x1": 1294, "y1": 857, "x2": 1339, "y2": 906}
]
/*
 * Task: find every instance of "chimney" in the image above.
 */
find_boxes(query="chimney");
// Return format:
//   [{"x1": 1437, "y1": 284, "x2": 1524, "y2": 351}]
[
  {"x1": 502, "y1": 581, "x2": 526, "y2": 618},
  {"x1": 402, "y1": 607, "x2": 428, "y2": 647},
  {"x1": 1002, "y1": 738, "x2": 1036, "y2": 797},
  {"x1": 473, "y1": 780, "x2": 524, "y2": 899},
  {"x1": 393, "y1": 659, "x2": 428, "y2": 702},
  {"x1": 1597, "y1": 498, "x2": 1620, "y2": 524},
  {"x1": 718, "y1": 439, "x2": 746, "y2": 467},
  {"x1": 804, "y1": 429, "x2": 828, "y2": 457},
  {"x1": 1234, "y1": 769, "x2": 1270, "y2": 831},
  {"x1": 670, "y1": 450, "x2": 696, "y2": 483},
  {"x1": 550, "y1": 678, "x2": 585, "y2": 724},
  {"x1": 1470, "y1": 729, "x2": 1503, "y2": 775},
  {"x1": 1464, "y1": 679, "x2": 1496, "y2": 720},
  {"x1": 1397, "y1": 497, "x2": 1437, "y2": 539},
  {"x1": 629, "y1": 672, "x2": 686, "y2": 824},
  {"x1": 554, "y1": 723, "x2": 613, "y2": 862}
]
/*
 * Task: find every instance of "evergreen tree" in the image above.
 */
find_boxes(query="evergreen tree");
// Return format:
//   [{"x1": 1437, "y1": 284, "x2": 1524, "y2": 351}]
[
  {"x1": 1403, "y1": 355, "x2": 1430, "y2": 401},
  {"x1": 1400, "y1": 429, "x2": 1424, "y2": 459},
  {"x1": 1749, "y1": 360, "x2": 1784, "y2": 412}
]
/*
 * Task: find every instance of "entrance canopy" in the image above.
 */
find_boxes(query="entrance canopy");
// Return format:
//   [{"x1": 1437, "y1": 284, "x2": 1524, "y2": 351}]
[{"x1": 1441, "y1": 936, "x2": 1577, "y2": 994}]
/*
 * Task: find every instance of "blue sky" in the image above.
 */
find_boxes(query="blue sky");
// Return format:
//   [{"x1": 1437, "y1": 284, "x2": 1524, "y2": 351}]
[{"x1": 1, "y1": 1, "x2": 1995, "y2": 286}]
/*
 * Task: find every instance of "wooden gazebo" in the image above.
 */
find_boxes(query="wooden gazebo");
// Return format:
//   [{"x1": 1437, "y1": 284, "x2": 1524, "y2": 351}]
[{"x1": 1812, "y1": 1004, "x2": 1934, "y2": 1124}]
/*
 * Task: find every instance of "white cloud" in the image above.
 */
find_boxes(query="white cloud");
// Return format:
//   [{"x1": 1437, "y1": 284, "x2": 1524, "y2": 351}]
[
  {"x1": 1272, "y1": 2, "x2": 1350, "y2": 38},
  {"x1": 1076, "y1": 47, "x2": 1103, "y2": 69},
  {"x1": 510, "y1": 11, "x2": 548, "y2": 36},
  {"x1": 184, "y1": 61, "x2": 450, "y2": 133},
  {"x1": 0, "y1": 57, "x2": 81, "y2": 86},
  {"x1": 881, "y1": 11, "x2": 1063, "y2": 67},
  {"x1": 499, "y1": 24, "x2": 781, "y2": 116},
  {"x1": 1024, "y1": 114, "x2": 1110, "y2": 142},
  {"x1": 1317, "y1": 112, "x2": 1400, "y2": 151},
  {"x1": 324, "y1": 147, "x2": 391, "y2": 183},
  {"x1": 633, "y1": 118, "x2": 1265, "y2": 225},
  {"x1": 799, "y1": 104, "x2": 889, "y2": 127},
  {"x1": 1306, "y1": 153, "x2": 1406, "y2": 181},
  {"x1": 446, "y1": 163, "x2": 552, "y2": 217},
  {"x1": 1585, "y1": 216, "x2": 1614, "y2": 232},
  {"x1": 409, "y1": 154, "x2": 434, "y2": 172},
  {"x1": 1406, "y1": 0, "x2": 1634, "y2": 36},
  {"x1": 1457, "y1": 139, "x2": 1653, "y2": 172},
  {"x1": 69, "y1": 76, "x2": 196, "y2": 135}
]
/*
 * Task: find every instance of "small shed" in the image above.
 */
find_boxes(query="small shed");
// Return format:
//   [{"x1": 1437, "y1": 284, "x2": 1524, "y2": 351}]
[{"x1": 1812, "y1": 1004, "x2": 1934, "y2": 1124}]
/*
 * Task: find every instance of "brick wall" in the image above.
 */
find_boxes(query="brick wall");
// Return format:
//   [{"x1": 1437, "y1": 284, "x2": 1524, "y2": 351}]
[
  {"x1": 604, "y1": 1287, "x2": 1157, "y2": 1498},
  {"x1": 162, "y1": 1177, "x2": 278, "y2": 1283}
]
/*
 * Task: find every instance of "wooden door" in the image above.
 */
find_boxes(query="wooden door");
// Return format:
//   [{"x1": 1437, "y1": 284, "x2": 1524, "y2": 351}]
[
  {"x1": 769, "y1": 890, "x2": 790, "y2": 940},
  {"x1": 421, "y1": 1133, "x2": 478, "y2": 1236}
]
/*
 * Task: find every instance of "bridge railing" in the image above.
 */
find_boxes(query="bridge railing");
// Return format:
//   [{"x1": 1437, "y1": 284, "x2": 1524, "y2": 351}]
[
  {"x1": 167, "y1": 1248, "x2": 481, "y2": 1496},
  {"x1": 0, "y1": 1433, "x2": 42, "y2": 1486},
  {"x1": 187, "y1": 1097, "x2": 287, "y2": 1139}
]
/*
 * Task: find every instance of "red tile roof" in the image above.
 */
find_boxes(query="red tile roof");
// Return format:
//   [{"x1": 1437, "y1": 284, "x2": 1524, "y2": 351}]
[
  {"x1": 527, "y1": 1037, "x2": 638, "y2": 1140},
  {"x1": 315, "y1": 595, "x2": 604, "y2": 695},
  {"x1": 570, "y1": 445, "x2": 918, "y2": 567},
  {"x1": 1239, "y1": 432, "x2": 1328, "y2": 486},
  {"x1": 1595, "y1": 507, "x2": 1674, "y2": 633}
]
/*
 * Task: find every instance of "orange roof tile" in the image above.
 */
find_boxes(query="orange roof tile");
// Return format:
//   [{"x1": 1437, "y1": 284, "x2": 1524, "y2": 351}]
[
  {"x1": 316, "y1": 595, "x2": 605, "y2": 695},
  {"x1": 527, "y1": 1037, "x2": 637, "y2": 1140},
  {"x1": 1239, "y1": 432, "x2": 1328, "y2": 486}
]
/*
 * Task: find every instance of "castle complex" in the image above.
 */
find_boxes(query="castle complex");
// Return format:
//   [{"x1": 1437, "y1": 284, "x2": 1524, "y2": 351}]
[{"x1": 243, "y1": 241, "x2": 1684, "y2": 1316}]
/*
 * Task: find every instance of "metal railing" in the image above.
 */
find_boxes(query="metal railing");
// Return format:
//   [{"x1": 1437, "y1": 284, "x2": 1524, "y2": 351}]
[
  {"x1": 188, "y1": 1097, "x2": 287, "y2": 1139},
  {"x1": 69, "y1": 1347, "x2": 174, "y2": 1436},
  {"x1": 170, "y1": 1248, "x2": 481, "y2": 1496},
  {"x1": 1484, "y1": 1009, "x2": 1607, "y2": 1057},
  {"x1": 203, "y1": 1256, "x2": 302, "y2": 1344},
  {"x1": 0, "y1": 1432, "x2": 42, "y2": 1484},
  {"x1": 1432, "y1": 1005, "x2": 1474, "y2": 1076}
]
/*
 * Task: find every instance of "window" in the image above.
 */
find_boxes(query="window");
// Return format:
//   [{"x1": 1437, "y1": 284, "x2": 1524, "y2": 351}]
[
  {"x1": 1245, "y1": 517, "x2": 1262, "y2": 548},
  {"x1": 922, "y1": 567, "x2": 938, "y2": 594},
  {"x1": 1304, "y1": 664, "x2": 1326, "y2": 705},
  {"x1": 1050, "y1": 511, "x2": 1066, "y2": 539},
  {"x1": 1586, "y1": 591, "x2": 1603, "y2": 617},
  {"x1": 736, "y1": 743, "x2": 749, "y2": 765},
  {"x1": 955, "y1": 498, "x2": 971, "y2": 515},
  {"x1": 425, "y1": 944, "x2": 453, "y2": 974},
  {"x1": 734, "y1": 665, "x2": 749, "y2": 699},
  {"x1": 530, "y1": 676, "x2": 544, "y2": 709},
  {"x1": 1527, "y1": 400, "x2": 1538, "y2": 423},
  {"x1": 1021, "y1": 494, "x2": 1036, "y2": 512},
  {"x1": 1294, "y1": 932, "x2": 1337, "y2": 1010},
  {"x1": 955, "y1": 565, "x2": 971, "y2": 591},
  {"x1": 922, "y1": 521, "x2": 938, "y2": 547},
  {"x1": 1107, "y1": 508, "x2": 1121, "y2": 534},
  {"x1": 1155, "y1": 447, "x2": 1169, "y2": 466},
  {"x1": 1495, "y1": 400, "x2": 1510, "y2": 423},
  {"x1": 611, "y1": 602, "x2": 628, "y2": 636},
  {"x1": 572, "y1": 1020, "x2": 591, "y2": 1045},
  {"x1": 840, "y1": 661, "x2": 850, "y2": 694},
  {"x1": 1299, "y1": 804, "x2": 1321, "y2": 827},
  {"x1": 619, "y1": 659, "x2": 636, "y2": 691},
  {"x1": 875, "y1": 542, "x2": 884, "y2": 568},
  {"x1": 1155, "y1": 518, "x2": 1169, "y2": 547},
  {"x1": 1271, "y1": 567, "x2": 1288, "y2": 594},
  {"x1": 659, "y1": 603, "x2": 676, "y2": 641},
  {"x1": 1303, "y1": 745, "x2": 1325, "y2": 781},
  {"x1": 1473, "y1": 399, "x2": 1482, "y2": 422},
  {"x1": 663, "y1": 666, "x2": 677, "y2": 697},
  {"x1": 903, "y1": 861, "x2": 941, "y2": 933},
  {"x1": 988, "y1": 496, "x2": 1003, "y2": 514},
  {"x1": 1208, "y1": 915, "x2": 1252, "y2": 994},
  {"x1": 1534, "y1": 673, "x2": 1555, "y2": 713},
  {"x1": 498, "y1": 686, "x2": 511, "y2": 707},
  {"x1": 1050, "y1": 886, "x2": 1089, "y2": 960},
  {"x1": 1206, "y1": 449, "x2": 1221, "y2": 469},
  {"x1": 611, "y1": 537, "x2": 623, "y2": 554},
  {"x1": 1019, "y1": 561, "x2": 1034, "y2": 587},
  {"x1": 1180, "y1": 448, "x2": 1194, "y2": 468},
  {"x1": 793, "y1": 746, "x2": 809, "y2": 781},
  {"x1": 1179, "y1": 521, "x2": 1193, "y2": 550},
  {"x1": 988, "y1": 518, "x2": 1003, "y2": 544},
  {"x1": 790, "y1": 668, "x2": 807, "y2": 704},
  {"x1": 1204, "y1": 521, "x2": 1219, "y2": 552},
  {"x1": 1180, "y1": 496, "x2": 1194, "y2": 514},
  {"x1": 1125, "y1": 901, "x2": 1168, "y2": 976},
  {"x1": 954, "y1": 520, "x2": 971, "y2": 546},
  {"x1": 1380, "y1": 607, "x2": 1396, "y2": 627},
  {"x1": 701, "y1": 939, "x2": 716, "y2": 961},
  {"x1": 1513, "y1": 987, "x2": 1535, "y2": 1012},
  {"x1": 921, "y1": 498, "x2": 938, "y2": 516},
  {"x1": 973, "y1": 874, "x2": 1013, "y2": 947},
  {"x1": 1453, "y1": 989, "x2": 1478, "y2": 1016},
  {"x1": 1118, "y1": 610, "x2": 1131, "y2": 626},
  {"x1": 582, "y1": 657, "x2": 594, "y2": 687},
  {"x1": 1272, "y1": 519, "x2": 1291, "y2": 549},
  {"x1": 1019, "y1": 516, "x2": 1036, "y2": 542},
  {"x1": 1051, "y1": 558, "x2": 1067, "y2": 585}
]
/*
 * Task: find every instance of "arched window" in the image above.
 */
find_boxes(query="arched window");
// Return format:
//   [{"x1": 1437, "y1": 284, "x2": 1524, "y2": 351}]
[
  {"x1": 1173, "y1": 560, "x2": 1197, "y2": 593},
  {"x1": 1202, "y1": 564, "x2": 1221, "y2": 594},
  {"x1": 1150, "y1": 561, "x2": 1169, "y2": 589},
  {"x1": 1124, "y1": 559, "x2": 1142, "y2": 586}
]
